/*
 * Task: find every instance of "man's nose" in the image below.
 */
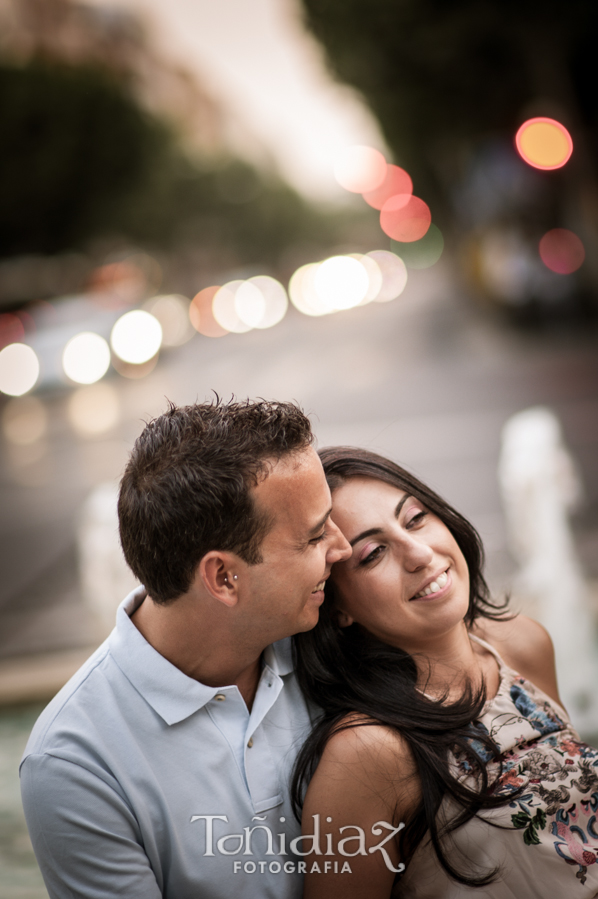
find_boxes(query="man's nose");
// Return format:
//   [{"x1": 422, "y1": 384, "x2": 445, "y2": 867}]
[{"x1": 327, "y1": 517, "x2": 352, "y2": 562}]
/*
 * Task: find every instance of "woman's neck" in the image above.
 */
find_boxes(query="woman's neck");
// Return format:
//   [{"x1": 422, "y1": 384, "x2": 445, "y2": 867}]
[{"x1": 411, "y1": 621, "x2": 499, "y2": 702}]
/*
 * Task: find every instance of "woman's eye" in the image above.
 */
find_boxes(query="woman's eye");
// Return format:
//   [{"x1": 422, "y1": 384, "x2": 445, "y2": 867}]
[
  {"x1": 406, "y1": 510, "x2": 427, "y2": 528},
  {"x1": 359, "y1": 545, "x2": 384, "y2": 566}
]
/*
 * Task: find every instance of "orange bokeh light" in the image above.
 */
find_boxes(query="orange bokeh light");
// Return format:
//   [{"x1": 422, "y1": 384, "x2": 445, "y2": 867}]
[
  {"x1": 515, "y1": 117, "x2": 573, "y2": 170},
  {"x1": 380, "y1": 195, "x2": 432, "y2": 242},
  {"x1": 333, "y1": 145, "x2": 387, "y2": 193},
  {"x1": 539, "y1": 229, "x2": 585, "y2": 274},
  {"x1": 362, "y1": 164, "x2": 413, "y2": 210},
  {"x1": 189, "y1": 286, "x2": 228, "y2": 338}
]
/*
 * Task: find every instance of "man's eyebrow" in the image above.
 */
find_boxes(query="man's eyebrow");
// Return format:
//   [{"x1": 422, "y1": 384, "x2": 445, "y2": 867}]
[
  {"x1": 349, "y1": 494, "x2": 410, "y2": 547},
  {"x1": 308, "y1": 508, "x2": 332, "y2": 538}
]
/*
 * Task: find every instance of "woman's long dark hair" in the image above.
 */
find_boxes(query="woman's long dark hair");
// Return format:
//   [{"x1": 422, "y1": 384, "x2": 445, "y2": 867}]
[{"x1": 291, "y1": 447, "x2": 516, "y2": 888}]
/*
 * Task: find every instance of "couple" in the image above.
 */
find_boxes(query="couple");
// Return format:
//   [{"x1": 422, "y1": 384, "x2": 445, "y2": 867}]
[{"x1": 21, "y1": 399, "x2": 598, "y2": 898}]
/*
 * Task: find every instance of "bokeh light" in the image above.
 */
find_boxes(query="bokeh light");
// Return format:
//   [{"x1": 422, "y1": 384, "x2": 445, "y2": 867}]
[
  {"x1": 0, "y1": 343, "x2": 40, "y2": 396},
  {"x1": 539, "y1": 228, "x2": 585, "y2": 274},
  {"x1": 515, "y1": 117, "x2": 573, "y2": 170},
  {"x1": 366, "y1": 251, "x2": 408, "y2": 302},
  {"x1": 333, "y1": 145, "x2": 387, "y2": 193},
  {"x1": 143, "y1": 294, "x2": 194, "y2": 346},
  {"x1": 314, "y1": 256, "x2": 369, "y2": 311},
  {"x1": 110, "y1": 310, "x2": 163, "y2": 364},
  {"x1": 0, "y1": 313, "x2": 25, "y2": 349},
  {"x1": 212, "y1": 281, "x2": 253, "y2": 333},
  {"x1": 246, "y1": 276, "x2": 288, "y2": 329},
  {"x1": 67, "y1": 382, "x2": 120, "y2": 436},
  {"x1": 2, "y1": 395, "x2": 47, "y2": 445},
  {"x1": 392, "y1": 223, "x2": 444, "y2": 269},
  {"x1": 288, "y1": 263, "x2": 329, "y2": 316},
  {"x1": 380, "y1": 195, "x2": 432, "y2": 242},
  {"x1": 349, "y1": 254, "x2": 383, "y2": 303},
  {"x1": 111, "y1": 355, "x2": 159, "y2": 380},
  {"x1": 189, "y1": 286, "x2": 228, "y2": 338},
  {"x1": 362, "y1": 164, "x2": 413, "y2": 210},
  {"x1": 234, "y1": 281, "x2": 267, "y2": 328},
  {"x1": 62, "y1": 332, "x2": 111, "y2": 385}
]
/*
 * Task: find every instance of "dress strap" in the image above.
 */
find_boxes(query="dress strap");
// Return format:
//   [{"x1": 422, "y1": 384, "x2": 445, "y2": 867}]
[{"x1": 468, "y1": 632, "x2": 507, "y2": 670}]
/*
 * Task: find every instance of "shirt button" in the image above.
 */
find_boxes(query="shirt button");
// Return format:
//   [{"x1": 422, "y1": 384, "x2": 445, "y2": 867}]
[
  {"x1": 247, "y1": 737, "x2": 254, "y2": 748},
  {"x1": 214, "y1": 693, "x2": 226, "y2": 701}
]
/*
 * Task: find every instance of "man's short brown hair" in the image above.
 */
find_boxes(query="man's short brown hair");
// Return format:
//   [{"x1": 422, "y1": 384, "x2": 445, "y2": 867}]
[{"x1": 118, "y1": 398, "x2": 314, "y2": 603}]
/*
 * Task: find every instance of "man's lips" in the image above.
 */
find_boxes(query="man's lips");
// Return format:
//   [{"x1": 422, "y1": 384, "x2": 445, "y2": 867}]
[{"x1": 311, "y1": 579, "x2": 327, "y2": 594}]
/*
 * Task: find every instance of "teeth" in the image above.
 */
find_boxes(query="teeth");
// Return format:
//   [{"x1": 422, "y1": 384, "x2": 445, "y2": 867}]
[
  {"x1": 312, "y1": 581, "x2": 325, "y2": 593},
  {"x1": 414, "y1": 570, "x2": 448, "y2": 599}
]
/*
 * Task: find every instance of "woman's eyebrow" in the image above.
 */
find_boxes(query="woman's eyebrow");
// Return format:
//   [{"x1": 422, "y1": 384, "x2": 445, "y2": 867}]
[{"x1": 349, "y1": 494, "x2": 410, "y2": 547}]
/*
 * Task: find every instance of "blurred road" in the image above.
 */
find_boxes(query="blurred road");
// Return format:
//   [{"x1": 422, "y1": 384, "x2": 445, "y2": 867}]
[{"x1": 1, "y1": 259, "x2": 598, "y2": 660}]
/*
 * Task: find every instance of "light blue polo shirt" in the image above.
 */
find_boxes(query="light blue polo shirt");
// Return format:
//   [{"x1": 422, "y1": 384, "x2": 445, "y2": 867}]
[{"x1": 20, "y1": 587, "x2": 315, "y2": 899}]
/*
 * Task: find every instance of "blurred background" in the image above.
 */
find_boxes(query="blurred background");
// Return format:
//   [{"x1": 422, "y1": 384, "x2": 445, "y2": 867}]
[{"x1": 1, "y1": 0, "x2": 598, "y2": 894}]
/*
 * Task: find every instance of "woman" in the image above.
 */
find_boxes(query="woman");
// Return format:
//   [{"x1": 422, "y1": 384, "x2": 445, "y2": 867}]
[{"x1": 292, "y1": 447, "x2": 598, "y2": 898}]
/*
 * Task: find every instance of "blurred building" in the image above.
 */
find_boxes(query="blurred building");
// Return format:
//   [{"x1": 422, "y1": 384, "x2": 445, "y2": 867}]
[{"x1": 0, "y1": 0, "x2": 225, "y2": 155}]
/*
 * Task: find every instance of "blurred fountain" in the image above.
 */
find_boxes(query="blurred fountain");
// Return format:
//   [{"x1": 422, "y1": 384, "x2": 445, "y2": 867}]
[
  {"x1": 498, "y1": 407, "x2": 598, "y2": 735},
  {"x1": 77, "y1": 483, "x2": 138, "y2": 639}
]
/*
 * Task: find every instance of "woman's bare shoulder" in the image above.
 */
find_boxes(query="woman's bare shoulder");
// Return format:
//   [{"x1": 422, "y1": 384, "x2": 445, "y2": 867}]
[
  {"x1": 472, "y1": 614, "x2": 563, "y2": 706},
  {"x1": 309, "y1": 714, "x2": 421, "y2": 816},
  {"x1": 321, "y1": 715, "x2": 416, "y2": 777}
]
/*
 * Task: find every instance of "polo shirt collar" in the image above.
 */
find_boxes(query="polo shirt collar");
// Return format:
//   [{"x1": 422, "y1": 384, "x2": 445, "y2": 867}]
[{"x1": 109, "y1": 586, "x2": 294, "y2": 725}]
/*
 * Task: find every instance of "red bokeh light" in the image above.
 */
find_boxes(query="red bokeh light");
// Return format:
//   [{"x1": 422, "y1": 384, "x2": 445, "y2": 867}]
[
  {"x1": 362, "y1": 164, "x2": 413, "y2": 210},
  {"x1": 0, "y1": 313, "x2": 25, "y2": 349},
  {"x1": 380, "y1": 195, "x2": 432, "y2": 242},
  {"x1": 539, "y1": 229, "x2": 585, "y2": 274}
]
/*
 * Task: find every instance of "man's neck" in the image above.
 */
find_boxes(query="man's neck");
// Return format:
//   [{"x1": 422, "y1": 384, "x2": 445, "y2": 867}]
[{"x1": 131, "y1": 593, "x2": 263, "y2": 711}]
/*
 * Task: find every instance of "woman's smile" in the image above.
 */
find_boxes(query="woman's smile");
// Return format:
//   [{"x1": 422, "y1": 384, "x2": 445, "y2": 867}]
[{"x1": 328, "y1": 476, "x2": 470, "y2": 649}]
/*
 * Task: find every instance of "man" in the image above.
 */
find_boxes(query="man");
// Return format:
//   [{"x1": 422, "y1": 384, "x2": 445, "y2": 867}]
[{"x1": 20, "y1": 399, "x2": 351, "y2": 899}]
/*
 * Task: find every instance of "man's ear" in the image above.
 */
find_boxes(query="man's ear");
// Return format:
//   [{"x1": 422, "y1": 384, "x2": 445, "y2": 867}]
[
  {"x1": 336, "y1": 609, "x2": 354, "y2": 628},
  {"x1": 198, "y1": 552, "x2": 239, "y2": 608}
]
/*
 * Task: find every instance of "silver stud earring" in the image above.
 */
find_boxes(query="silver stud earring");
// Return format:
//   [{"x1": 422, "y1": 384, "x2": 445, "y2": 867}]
[{"x1": 233, "y1": 575, "x2": 238, "y2": 581}]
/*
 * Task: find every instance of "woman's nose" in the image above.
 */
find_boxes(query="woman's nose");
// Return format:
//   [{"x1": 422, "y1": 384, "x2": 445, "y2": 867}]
[{"x1": 402, "y1": 535, "x2": 433, "y2": 571}]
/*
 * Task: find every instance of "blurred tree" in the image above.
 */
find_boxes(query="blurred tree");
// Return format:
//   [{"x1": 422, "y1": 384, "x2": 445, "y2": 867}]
[
  {"x1": 0, "y1": 60, "x2": 165, "y2": 256},
  {"x1": 299, "y1": 0, "x2": 598, "y2": 218},
  {"x1": 0, "y1": 58, "x2": 341, "y2": 270}
]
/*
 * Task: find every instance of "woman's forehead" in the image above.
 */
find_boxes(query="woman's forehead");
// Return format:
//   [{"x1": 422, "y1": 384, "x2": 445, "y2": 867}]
[{"x1": 332, "y1": 477, "x2": 408, "y2": 518}]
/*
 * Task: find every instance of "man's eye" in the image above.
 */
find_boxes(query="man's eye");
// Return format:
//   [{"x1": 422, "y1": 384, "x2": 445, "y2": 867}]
[{"x1": 310, "y1": 531, "x2": 327, "y2": 544}]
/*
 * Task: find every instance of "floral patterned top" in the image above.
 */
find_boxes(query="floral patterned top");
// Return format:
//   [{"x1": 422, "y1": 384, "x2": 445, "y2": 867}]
[{"x1": 397, "y1": 635, "x2": 598, "y2": 898}]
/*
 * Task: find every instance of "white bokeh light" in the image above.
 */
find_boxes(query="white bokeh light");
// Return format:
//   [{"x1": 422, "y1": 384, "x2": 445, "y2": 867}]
[
  {"x1": 68, "y1": 382, "x2": 120, "y2": 436},
  {"x1": 349, "y1": 253, "x2": 383, "y2": 304},
  {"x1": 143, "y1": 294, "x2": 194, "y2": 346},
  {"x1": 289, "y1": 263, "x2": 329, "y2": 316},
  {"x1": 0, "y1": 343, "x2": 40, "y2": 396},
  {"x1": 2, "y1": 395, "x2": 47, "y2": 445},
  {"x1": 314, "y1": 255, "x2": 369, "y2": 311},
  {"x1": 234, "y1": 281, "x2": 267, "y2": 329},
  {"x1": 62, "y1": 332, "x2": 111, "y2": 385},
  {"x1": 366, "y1": 250, "x2": 408, "y2": 301},
  {"x1": 212, "y1": 281, "x2": 252, "y2": 334},
  {"x1": 247, "y1": 276, "x2": 288, "y2": 329},
  {"x1": 333, "y1": 146, "x2": 387, "y2": 193},
  {"x1": 110, "y1": 310, "x2": 163, "y2": 364}
]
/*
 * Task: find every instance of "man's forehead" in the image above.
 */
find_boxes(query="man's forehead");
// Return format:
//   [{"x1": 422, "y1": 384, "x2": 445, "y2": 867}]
[{"x1": 252, "y1": 448, "x2": 330, "y2": 527}]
